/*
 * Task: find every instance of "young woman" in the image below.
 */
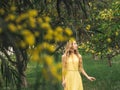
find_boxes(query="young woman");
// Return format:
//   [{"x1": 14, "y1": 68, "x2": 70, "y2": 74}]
[{"x1": 62, "y1": 40, "x2": 96, "y2": 90}]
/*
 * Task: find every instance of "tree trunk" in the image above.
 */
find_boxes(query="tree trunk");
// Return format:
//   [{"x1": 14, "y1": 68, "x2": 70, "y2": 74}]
[
  {"x1": 108, "y1": 59, "x2": 112, "y2": 67},
  {"x1": 92, "y1": 53, "x2": 99, "y2": 60},
  {"x1": 16, "y1": 55, "x2": 28, "y2": 90},
  {"x1": 5, "y1": 31, "x2": 28, "y2": 89},
  {"x1": 107, "y1": 55, "x2": 112, "y2": 67},
  {"x1": 20, "y1": 71, "x2": 27, "y2": 87}
]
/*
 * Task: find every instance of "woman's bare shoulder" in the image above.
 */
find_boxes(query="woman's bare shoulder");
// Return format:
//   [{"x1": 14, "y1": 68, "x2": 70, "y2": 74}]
[
  {"x1": 78, "y1": 54, "x2": 82, "y2": 58},
  {"x1": 62, "y1": 54, "x2": 66, "y2": 61},
  {"x1": 62, "y1": 54, "x2": 66, "y2": 58},
  {"x1": 78, "y1": 53, "x2": 81, "y2": 56}
]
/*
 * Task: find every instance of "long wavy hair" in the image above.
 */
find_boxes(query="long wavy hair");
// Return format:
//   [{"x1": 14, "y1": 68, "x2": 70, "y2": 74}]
[
  {"x1": 64, "y1": 40, "x2": 79, "y2": 56},
  {"x1": 63, "y1": 40, "x2": 82, "y2": 69}
]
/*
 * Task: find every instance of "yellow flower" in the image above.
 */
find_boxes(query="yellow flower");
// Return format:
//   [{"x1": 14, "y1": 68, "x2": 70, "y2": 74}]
[
  {"x1": 91, "y1": 50, "x2": 95, "y2": 54},
  {"x1": 57, "y1": 62, "x2": 62, "y2": 69},
  {"x1": 99, "y1": 9, "x2": 113, "y2": 20},
  {"x1": 28, "y1": 9, "x2": 38, "y2": 17},
  {"x1": 25, "y1": 34, "x2": 35, "y2": 46},
  {"x1": 42, "y1": 43, "x2": 55, "y2": 52},
  {"x1": 108, "y1": 48, "x2": 112, "y2": 53},
  {"x1": 48, "y1": 45, "x2": 55, "y2": 52},
  {"x1": 88, "y1": 2, "x2": 92, "y2": 7},
  {"x1": 44, "y1": 33, "x2": 53, "y2": 40},
  {"x1": 115, "y1": 1, "x2": 119, "y2": 4},
  {"x1": 91, "y1": 34, "x2": 94, "y2": 37},
  {"x1": 116, "y1": 45, "x2": 118, "y2": 49},
  {"x1": 50, "y1": 63, "x2": 62, "y2": 81},
  {"x1": 29, "y1": 17, "x2": 36, "y2": 28},
  {"x1": 78, "y1": 45, "x2": 82, "y2": 49},
  {"x1": 44, "y1": 16, "x2": 51, "y2": 22},
  {"x1": 69, "y1": 38, "x2": 75, "y2": 42},
  {"x1": 5, "y1": 14, "x2": 15, "y2": 21},
  {"x1": 8, "y1": 23, "x2": 17, "y2": 32},
  {"x1": 45, "y1": 55, "x2": 54, "y2": 65},
  {"x1": 85, "y1": 48, "x2": 89, "y2": 52},
  {"x1": 17, "y1": 25, "x2": 22, "y2": 30},
  {"x1": 64, "y1": 27, "x2": 72, "y2": 36},
  {"x1": 56, "y1": 26, "x2": 63, "y2": 33},
  {"x1": 16, "y1": 13, "x2": 28, "y2": 23},
  {"x1": 51, "y1": 66, "x2": 57, "y2": 75},
  {"x1": 41, "y1": 23, "x2": 51, "y2": 29},
  {"x1": 42, "y1": 42, "x2": 49, "y2": 49},
  {"x1": 21, "y1": 30, "x2": 35, "y2": 46},
  {"x1": 98, "y1": 52, "x2": 101, "y2": 55},
  {"x1": 53, "y1": 32, "x2": 65, "y2": 41},
  {"x1": 37, "y1": 18, "x2": 43, "y2": 24},
  {"x1": 107, "y1": 38, "x2": 112, "y2": 43},
  {"x1": 115, "y1": 32, "x2": 119, "y2": 36},
  {"x1": 81, "y1": 43, "x2": 85, "y2": 48},
  {"x1": 86, "y1": 25, "x2": 91, "y2": 30},
  {"x1": 21, "y1": 30, "x2": 30, "y2": 35},
  {"x1": 31, "y1": 50, "x2": 39, "y2": 61}
]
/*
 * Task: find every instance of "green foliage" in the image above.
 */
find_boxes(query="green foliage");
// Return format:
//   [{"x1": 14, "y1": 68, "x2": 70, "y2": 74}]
[
  {"x1": 83, "y1": 0, "x2": 120, "y2": 58},
  {"x1": 0, "y1": 1, "x2": 73, "y2": 89},
  {"x1": 1, "y1": 51, "x2": 120, "y2": 90},
  {"x1": 82, "y1": 54, "x2": 120, "y2": 90},
  {"x1": 0, "y1": 0, "x2": 120, "y2": 89}
]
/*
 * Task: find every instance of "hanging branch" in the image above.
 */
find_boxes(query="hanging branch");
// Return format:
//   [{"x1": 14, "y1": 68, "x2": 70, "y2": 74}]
[
  {"x1": 56, "y1": 0, "x2": 72, "y2": 18},
  {"x1": 2, "y1": 47, "x2": 17, "y2": 66},
  {"x1": 75, "y1": 0, "x2": 88, "y2": 19}
]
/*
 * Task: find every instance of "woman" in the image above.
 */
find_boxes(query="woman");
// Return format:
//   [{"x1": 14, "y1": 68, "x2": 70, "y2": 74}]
[{"x1": 62, "y1": 40, "x2": 96, "y2": 90}]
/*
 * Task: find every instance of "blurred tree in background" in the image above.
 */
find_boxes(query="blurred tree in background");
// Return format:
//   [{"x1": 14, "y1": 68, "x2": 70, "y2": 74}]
[
  {"x1": 79, "y1": 0, "x2": 120, "y2": 66},
  {"x1": 0, "y1": 0, "x2": 73, "y2": 89},
  {"x1": 0, "y1": 0, "x2": 120, "y2": 90}
]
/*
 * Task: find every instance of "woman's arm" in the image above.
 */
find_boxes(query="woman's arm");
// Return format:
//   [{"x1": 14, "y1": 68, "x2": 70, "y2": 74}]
[
  {"x1": 62, "y1": 54, "x2": 66, "y2": 87},
  {"x1": 62, "y1": 55, "x2": 66, "y2": 81},
  {"x1": 79, "y1": 54, "x2": 96, "y2": 81},
  {"x1": 80, "y1": 68, "x2": 96, "y2": 81}
]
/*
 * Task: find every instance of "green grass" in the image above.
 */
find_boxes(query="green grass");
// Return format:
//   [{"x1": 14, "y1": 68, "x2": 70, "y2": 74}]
[
  {"x1": 26, "y1": 61, "x2": 62, "y2": 90},
  {"x1": 25, "y1": 54, "x2": 120, "y2": 90},
  {"x1": 82, "y1": 54, "x2": 120, "y2": 90},
  {"x1": 1, "y1": 54, "x2": 120, "y2": 90}
]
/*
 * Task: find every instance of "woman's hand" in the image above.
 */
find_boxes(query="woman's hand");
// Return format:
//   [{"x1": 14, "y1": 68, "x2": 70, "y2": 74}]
[
  {"x1": 87, "y1": 76, "x2": 96, "y2": 81},
  {"x1": 62, "y1": 80, "x2": 66, "y2": 87}
]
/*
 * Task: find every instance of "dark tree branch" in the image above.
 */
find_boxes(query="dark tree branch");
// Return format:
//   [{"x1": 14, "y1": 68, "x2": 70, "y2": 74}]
[
  {"x1": 75, "y1": 0, "x2": 88, "y2": 19},
  {"x1": 2, "y1": 48, "x2": 17, "y2": 65}
]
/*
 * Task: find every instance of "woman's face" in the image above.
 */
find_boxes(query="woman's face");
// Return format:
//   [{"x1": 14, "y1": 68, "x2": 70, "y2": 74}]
[{"x1": 72, "y1": 41, "x2": 78, "y2": 50}]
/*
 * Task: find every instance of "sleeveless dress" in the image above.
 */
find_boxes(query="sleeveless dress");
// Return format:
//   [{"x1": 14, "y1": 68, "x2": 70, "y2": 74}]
[{"x1": 64, "y1": 54, "x2": 83, "y2": 90}]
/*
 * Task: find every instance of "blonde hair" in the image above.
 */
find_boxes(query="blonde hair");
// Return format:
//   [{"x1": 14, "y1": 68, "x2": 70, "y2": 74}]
[
  {"x1": 64, "y1": 40, "x2": 79, "y2": 56},
  {"x1": 63, "y1": 40, "x2": 82, "y2": 69}
]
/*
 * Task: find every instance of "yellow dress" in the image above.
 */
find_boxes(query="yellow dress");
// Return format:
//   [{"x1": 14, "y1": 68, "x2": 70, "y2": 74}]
[{"x1": 64, "y1": 54, "x2": 83, "y2": 90}]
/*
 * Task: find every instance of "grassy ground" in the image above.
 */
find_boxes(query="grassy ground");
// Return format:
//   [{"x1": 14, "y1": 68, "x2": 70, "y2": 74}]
[
  {"x1": 82, "y1": 54, "x2": 120, "y2": 90},
  {"x1": 25, "y1": 54, "x2": 120, "y2": 90},
  {"x1": 1, "y1": 54, "x2": 120, "y2": 90}
]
